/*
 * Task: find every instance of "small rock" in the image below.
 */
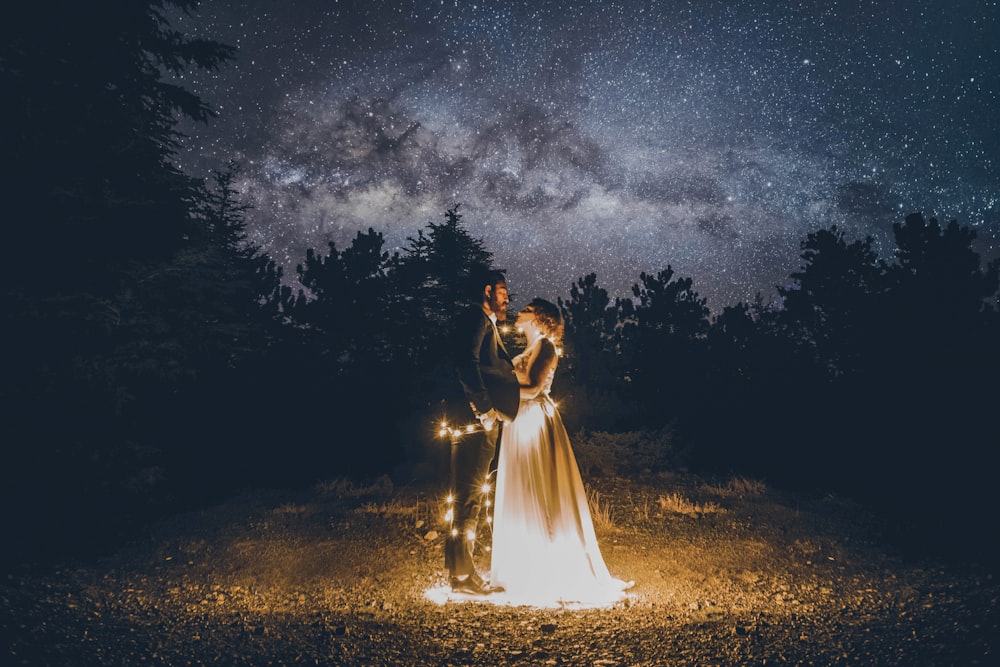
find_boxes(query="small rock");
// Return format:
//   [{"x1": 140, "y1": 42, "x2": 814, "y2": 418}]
[
  {"x1": 540, "y1": 623, "x2": 557, "y2": 634},
  {"x1": 424, "y1": 530, "x2": 439, "y2": 541}
]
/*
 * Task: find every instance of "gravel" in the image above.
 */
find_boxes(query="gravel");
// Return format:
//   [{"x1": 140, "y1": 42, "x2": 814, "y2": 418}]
[{"x1": 2, "y1": 473, "x2": 995, "y2": 665}]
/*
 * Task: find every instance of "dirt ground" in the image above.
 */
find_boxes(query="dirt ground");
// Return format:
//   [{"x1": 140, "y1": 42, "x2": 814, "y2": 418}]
[{"x1": 1, "y1": 472, "x2": 996, "y2": 666}]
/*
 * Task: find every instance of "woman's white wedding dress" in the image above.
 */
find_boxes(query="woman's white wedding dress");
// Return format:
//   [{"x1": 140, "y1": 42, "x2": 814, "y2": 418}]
[{"x1": 489, "y1": 339, "x2": 629, "y2": 606}]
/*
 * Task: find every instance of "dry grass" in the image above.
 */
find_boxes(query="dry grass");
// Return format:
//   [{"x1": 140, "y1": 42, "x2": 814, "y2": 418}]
[
  {"x1": 657, "y1": 492, "x2": 726, "y2": 517},
  {"x1": 358, "y1": 500, "x2": 419, "y2": 516},
  {"x1": 271, "y1": 503, "x2": 309, "y2": 515},
  {"x1": 707, "y1": 476, "x2": 768, "y2": 498},
  {"x1": 588, "y1": 489, "x2": 615, "y2": 530},
  {"x1": 630, "y1": 496, "x2": 654, "y2": 521},
  {"x1": 315, "y1": 474, "x2": 395, "y2": 498}
]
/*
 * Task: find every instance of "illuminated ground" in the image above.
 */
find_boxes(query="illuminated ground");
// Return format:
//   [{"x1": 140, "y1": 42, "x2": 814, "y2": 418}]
[{"x1": 2, "y1": 474, "x2": 995, "y2": 665}]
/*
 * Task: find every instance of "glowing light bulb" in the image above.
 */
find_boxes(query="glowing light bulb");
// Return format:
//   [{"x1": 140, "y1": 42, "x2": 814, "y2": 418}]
[
  {"x1": 481, "y1": 483, "x2": 491, "y2": 494},
  {"x1": 444, "y1": 509, "x2": 453, "y2": 522},
  {"x1": 446, "y1": 495, "x2": 454, "y2": 504},
  {"x1": 466, "y1": 529, "x2": 476, "y2": 541},
  {"x1": 465, "y1": 424, "x2": 475, "y2": 433}
]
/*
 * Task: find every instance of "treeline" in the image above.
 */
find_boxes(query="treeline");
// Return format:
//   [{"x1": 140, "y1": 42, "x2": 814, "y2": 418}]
[
  {"x1": 556, "y1": 221, "x2": 999, "y2": 519},
  {"x1": 2, "y1": 2, "x2": 997, "y2": 564}
]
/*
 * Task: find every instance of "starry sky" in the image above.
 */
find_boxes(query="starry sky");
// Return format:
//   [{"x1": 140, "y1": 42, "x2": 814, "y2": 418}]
[{"x1": 171, "y1": 0, "x2": 999, "y2": 311}]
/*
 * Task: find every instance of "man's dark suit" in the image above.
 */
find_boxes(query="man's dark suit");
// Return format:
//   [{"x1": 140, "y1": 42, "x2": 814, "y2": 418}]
[{"x1": 446, "y1": 305, "x2": 520, "y2": 578}]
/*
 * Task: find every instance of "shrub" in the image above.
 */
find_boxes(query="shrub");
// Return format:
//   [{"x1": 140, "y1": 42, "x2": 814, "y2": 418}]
[{"x1": 572, "y1": 426, "x2": 680, "y2": 477}]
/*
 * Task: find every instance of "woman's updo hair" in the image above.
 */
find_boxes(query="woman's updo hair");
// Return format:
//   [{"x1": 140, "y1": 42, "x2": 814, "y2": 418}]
[{"x1": 528, "y1": 297, "x2": 564, "y2": 342}]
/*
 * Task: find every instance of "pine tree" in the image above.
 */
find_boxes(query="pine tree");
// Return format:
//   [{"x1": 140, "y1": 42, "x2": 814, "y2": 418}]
[
  {"x1": 394, "y1": 205, "x2": 495, "y2": 367},
  {"x1": 2, "y1": 0, "x2": 236, "y2": 284},
  {"x1": 0, "y1": 0, "x2": 242, "y2": 563},
  {"x1": 618, "y1": 267, "x2": 710, "y2": 427},
  {"x1": 556, "y1": 274, "x2": 631, "y2": 430},
  {"x1": 777, "y1": 227, "x2": 890, "y2": 378}
]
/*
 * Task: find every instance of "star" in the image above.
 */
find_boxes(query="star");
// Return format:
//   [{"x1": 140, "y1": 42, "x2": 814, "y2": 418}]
[{"x1": 172, "y1": 0, "x2": 1000, "y2": 310}]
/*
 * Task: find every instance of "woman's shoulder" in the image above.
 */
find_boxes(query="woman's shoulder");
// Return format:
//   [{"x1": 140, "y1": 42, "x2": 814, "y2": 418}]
[{"x1": 530, "y1": 337, "x2": 558, "y2": 365}]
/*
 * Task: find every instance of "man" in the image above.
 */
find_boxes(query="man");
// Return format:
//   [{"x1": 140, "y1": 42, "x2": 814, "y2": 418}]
[{"x1": 446, "y1": 268, "x2": 520, "y2": 595}]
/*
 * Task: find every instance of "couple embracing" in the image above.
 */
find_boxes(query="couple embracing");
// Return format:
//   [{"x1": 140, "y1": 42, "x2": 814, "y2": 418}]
[{"x1": 446, "y1": 268, "x2": 630, "y2": 606}]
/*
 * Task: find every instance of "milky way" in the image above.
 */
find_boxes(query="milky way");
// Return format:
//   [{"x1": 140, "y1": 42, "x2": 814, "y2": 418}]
[{"x1": 172, "y1": 0, "x2": 999, "y2": 310}]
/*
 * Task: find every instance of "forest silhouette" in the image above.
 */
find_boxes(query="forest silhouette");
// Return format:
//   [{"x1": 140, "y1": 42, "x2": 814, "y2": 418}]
[{"x1": 2, "y1": 1, "x2": 997, "y2": 567}]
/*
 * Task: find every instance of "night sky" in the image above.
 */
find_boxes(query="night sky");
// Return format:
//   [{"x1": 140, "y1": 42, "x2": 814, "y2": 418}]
[{"x1": 171, "y1": 0, "x2": 999, "y2": 310}]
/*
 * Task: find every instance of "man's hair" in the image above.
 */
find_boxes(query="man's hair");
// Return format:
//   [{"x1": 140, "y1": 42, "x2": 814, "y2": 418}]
[{"x1": 468, "y1": 265, "x2": 506, "y2": 302}]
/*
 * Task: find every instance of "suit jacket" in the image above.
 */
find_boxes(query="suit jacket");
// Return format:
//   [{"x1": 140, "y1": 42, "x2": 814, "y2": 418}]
[{"x1": 454, "y1": 305, "x2": 520, "y2": 422}]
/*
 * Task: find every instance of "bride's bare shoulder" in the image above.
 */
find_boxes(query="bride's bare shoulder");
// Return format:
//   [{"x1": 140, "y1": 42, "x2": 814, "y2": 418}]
[
  {"x1": 528, "y1": 338, "x2": 558, "y2": 370},
  {"x1": 537, "y1": 337, "x2": 557, "y2": 358}
]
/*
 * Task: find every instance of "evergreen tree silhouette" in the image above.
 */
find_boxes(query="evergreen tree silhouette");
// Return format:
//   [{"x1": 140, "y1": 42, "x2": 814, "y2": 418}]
[
  {"x1": 394, "y1": 205, "x2": 495, "y2": 368},
  {"x1": 557, "y1": 274, "x2": 632, "y2": 430},
  {"x1": 2, "y1": 1, "x2": 235, "y2": 283},
  {"x1": 1, "y1": 1, "x2": 245, "y2": 563},
  {"x1": 777, "y1": 227, "x2": 890, "y2": 379},
  {"x1": 876, "y1": 213, "x2": 999, "y2": 541},
  {"x1": 618, "y1": 267, "x2": 710, "y2": 428},
  {"x1": 295, "y1": 228, "x2": 394, "y2": 366},
  {"x1": 284, "y1": 228, "x2": 408, "y2": 476}
]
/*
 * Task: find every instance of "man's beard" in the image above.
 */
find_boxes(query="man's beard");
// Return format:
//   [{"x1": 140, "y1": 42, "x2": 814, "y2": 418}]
[{"x1": 488, "y1": 290, "x2": 507, "y2": 320}]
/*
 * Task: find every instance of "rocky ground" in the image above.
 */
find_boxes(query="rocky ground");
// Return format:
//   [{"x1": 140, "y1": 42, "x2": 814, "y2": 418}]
[{"x1": 1, "y1": 472, "x2": 996, "y2": 666}]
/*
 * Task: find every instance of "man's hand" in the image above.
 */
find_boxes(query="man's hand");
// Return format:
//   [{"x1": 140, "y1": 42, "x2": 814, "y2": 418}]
[{"x1": 477, "y1": 408, "x2": 499, "y2": 431}]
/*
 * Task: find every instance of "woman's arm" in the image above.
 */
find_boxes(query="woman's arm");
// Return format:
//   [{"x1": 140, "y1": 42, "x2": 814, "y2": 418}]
[{"x1": 519, "y1": 339, "x2": 557, "y2": 399}]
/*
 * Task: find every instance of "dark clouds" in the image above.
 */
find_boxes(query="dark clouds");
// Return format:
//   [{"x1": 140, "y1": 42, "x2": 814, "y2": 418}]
[{"x1": 173, "y1": 0, "x2": 1000, "y2": 309}]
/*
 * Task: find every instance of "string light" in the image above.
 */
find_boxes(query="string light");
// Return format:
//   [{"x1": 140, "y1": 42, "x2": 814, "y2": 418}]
[
  {"x1": 439, "y1": 453, "x2": 496, "y2": 556},
  {"x1": 438, "y1": 418, "x2": 485, "y2": 439}
]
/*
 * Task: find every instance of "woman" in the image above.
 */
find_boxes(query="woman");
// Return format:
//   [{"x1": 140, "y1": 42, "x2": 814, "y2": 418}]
[{"x1": 489, "y1": 298, "x2": 631, "y2": 606}]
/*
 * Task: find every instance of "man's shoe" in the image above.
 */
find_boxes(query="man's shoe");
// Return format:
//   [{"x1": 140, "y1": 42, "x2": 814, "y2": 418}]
[
  {"x1": 449, "y1": 575, "x2": 494, "y2": 596},
  {"x1": 471, "y1": 572, "x2": 505, "y2": 593}
]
